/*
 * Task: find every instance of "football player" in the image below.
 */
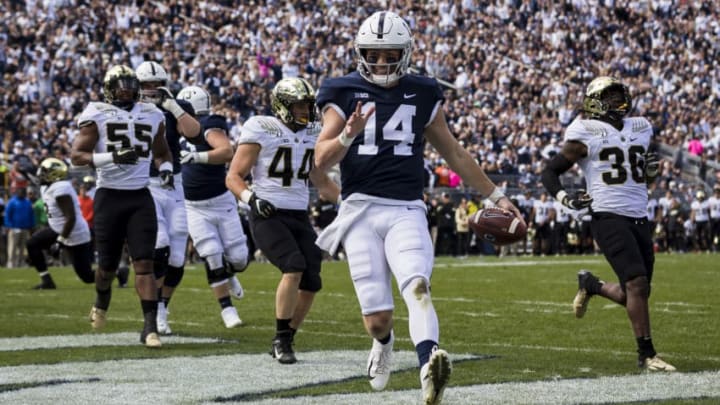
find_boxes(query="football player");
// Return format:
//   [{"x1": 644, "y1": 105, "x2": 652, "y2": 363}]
[
  {"x1": 26, "y1": 158, "x2": 94, "y2": 289},
  {"x1": 710, "y1": 185, "x2": 720, "y2": 252},
  {"x1": 541, "y1": 76, "x2": 675, "y2": 371},
  {"x1": 313, "y1": 11, "x2": 521, "y2": 405},
  {"x1": 227, "y1": 77, "x2": 339, "y2": 365},
  {"x1": 136, "y1": 61, "x2": 201, "y2": 334},
  {"x1": 176, "y1": 85, "x2": 247, "y2": 330},
  {"x1": 71, "y1": 65, "x2": 173, "y2": 348}
]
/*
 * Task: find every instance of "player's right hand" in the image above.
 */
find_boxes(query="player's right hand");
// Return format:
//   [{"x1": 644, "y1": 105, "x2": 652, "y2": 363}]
[
  {"x1": 558, "y1": 189, "x2": 593, "y2": 210},
  {"x1": 249, "y1": 193, "x2": 276, "y2": 218},
  {"x1": 112, "y1": 147, "x2": 138, "y2": 164}
]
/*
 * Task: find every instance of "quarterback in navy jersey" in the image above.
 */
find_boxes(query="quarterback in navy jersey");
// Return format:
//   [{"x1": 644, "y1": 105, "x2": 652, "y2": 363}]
[
  {"x1": 541, "y1": 76, "x2": 674, "y2": 371},
  {"x1": 314, "y1": 11, "x2": 522, "y2": 405},
  {"x1": 136, "y1": 61, "x2": 201, "y2": 335},
  {"x1": 177, "y1": 85, "x2": 247, "y2": 330}
]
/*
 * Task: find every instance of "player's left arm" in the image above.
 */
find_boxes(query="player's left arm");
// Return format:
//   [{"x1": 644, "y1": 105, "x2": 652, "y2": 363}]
[
  {"x1": 425, "y1": 108, "x2": 522, "y2": 220},
  {"x1": 55, "y1": 194, "x2": 76, "y2": 239},
  {"x1": 309, "y1": 166, "x2": 340, "y2": 204}
]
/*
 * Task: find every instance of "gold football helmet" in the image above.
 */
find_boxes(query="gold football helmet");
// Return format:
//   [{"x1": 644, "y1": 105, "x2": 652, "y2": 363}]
[
  {"x1": 37, "y1": 158, "x2": 68, "y2": 185},
  {"x1": 103, "y1": 65, "x2": 140, "y2": 108},
  {"x1": 271, "y1": 77, "x2": 316, "y2": 127},
  {"x1": 582, "y1": 76, "x2": 632, "y2": 122}
]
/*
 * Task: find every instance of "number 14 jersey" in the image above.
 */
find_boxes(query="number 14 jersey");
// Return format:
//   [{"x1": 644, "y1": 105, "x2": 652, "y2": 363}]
[
  {"x1": 565, "y1": 116, "x2": 653, "y2": 218},
  {"x1": 237, "y1": 116, "x2": 318, "y2": 210},
  {"x1": 77, "y1": 101, "x2": 164, "y2": 190}
]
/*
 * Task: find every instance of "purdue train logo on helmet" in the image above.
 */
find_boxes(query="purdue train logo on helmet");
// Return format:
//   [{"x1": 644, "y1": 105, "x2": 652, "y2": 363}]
[
  {"x1": 177, "y1": 85, "x2": 211, "y2": 115},
  {"x1": 271, "y1": 77, "x2": 317, "y2": 127},
  {"x1": 354, "y1": 11, "x2": 413, "y2": 87},
  {"x1": 136, "y1": 61, "x2": 169, "y2": 105},
  {"x1": 37, "y1": 158, "x2": 68, "y2": 185},
  {"x1": 582, "y1": 76, "x2": 632, "y2": 122},
  {"x1": 103, "y1": 65, "x2": 140, "y2": 109}
]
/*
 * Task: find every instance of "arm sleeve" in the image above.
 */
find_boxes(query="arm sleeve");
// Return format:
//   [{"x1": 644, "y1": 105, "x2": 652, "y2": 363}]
[{"x1": 541, "y1": 153, "x2": 575, "y2": 198}]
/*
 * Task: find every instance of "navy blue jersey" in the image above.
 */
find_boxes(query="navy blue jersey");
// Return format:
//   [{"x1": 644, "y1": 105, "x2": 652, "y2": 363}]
[
  {"x1": 180, "y1": 114, "x2": 229, "y2": 201},
  {"x1": 150, "y1": 99, "x2": 195, "y2": 176},
  {"x1": 316, "y1": 72, "x2": 444, "y2": 201}
]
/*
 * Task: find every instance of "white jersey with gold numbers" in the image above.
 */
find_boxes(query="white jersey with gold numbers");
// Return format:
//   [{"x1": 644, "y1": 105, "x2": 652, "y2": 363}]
[
  {"x1": 237, "y1": 116, "x2": 318, "y2": 210},
  {"x1": 41, "y1": 180, "x2": 91, "y2": 246},
  {"x1": 565, "y1": 116, "x2": 653, "y2": 218},
  {"x1": 76, "y1": 101, "x2": 164, "y2": 190}
]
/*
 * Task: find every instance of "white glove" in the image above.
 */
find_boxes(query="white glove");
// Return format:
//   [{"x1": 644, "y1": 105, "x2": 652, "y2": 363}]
[
  {"x1": 159, "y1": 87, "x2": 185, "y2": 118},
  {"x1": 180, "y1": 151, "x2": 209, "y2": 164}
]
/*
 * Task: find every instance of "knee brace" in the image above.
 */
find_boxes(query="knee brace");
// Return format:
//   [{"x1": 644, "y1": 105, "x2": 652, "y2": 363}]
[
  {"x1": 164, "y1": 265, "x2": 185, "y2": 288},
  {"x1": 153, "y1": 246, "x2": 170, "y2": 279},
  {"x1": 204, "y1": 254, "x2": 229, "y2": 285}
]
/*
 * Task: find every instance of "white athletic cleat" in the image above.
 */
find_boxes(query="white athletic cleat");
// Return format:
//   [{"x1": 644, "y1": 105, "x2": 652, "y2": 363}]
[
  {"x1": 367, "y1": 330, "x2": 394, "y2": 391},
  {"x1": 229, "y1": 275, "x2": 244, "y2": 299},
  {"x1": 141, "y1": 331, "x2": 162, "y2": 348},
  {"x1": 157, "y1": 303, "x2": 172, "y2": 335},
  {"x1": 641, "y1": 356, "x2": 676, "y2": 372},
  {"x1": 89, "y1": 306, "x2": 107, "y2": 330},
  {"x1": 421, "y1": 348, "x2": 452, "y2": 405},
  {"x1": 221, "y1": 306, "x2": 243, "y2": 328}
]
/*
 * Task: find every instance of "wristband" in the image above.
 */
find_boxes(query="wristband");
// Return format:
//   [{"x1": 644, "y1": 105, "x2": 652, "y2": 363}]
[
  {"x1": 57, "y1": 235, "x2": 69, "y2": 244},
  {"x1": 555, "y1": 190, "x2": 568, "y2": 203},
  {"x1": 240, "y1": 189, "x2": 253, "y2": 204},
  {"x1": 92, "y1": 152, "x2": 113, "y2": 168},
  {"x1": 162, "y1": 98, "x2": 186, "y2": 119},
  {"x1": 196, "y1": 151, "x2": 209, "y2": 164},
  {"x1": 487, "y1": 187, "x2": 506, "y2": 204},
  {"x1": 336, "y1": 194, "x2": 342, "y2": 205},
  {"x1": 159, "y1": 161, "x2": 173, "y2": 172},
  {"x1": 337, "y1": 128, "x2": 354, "y2": 147}
]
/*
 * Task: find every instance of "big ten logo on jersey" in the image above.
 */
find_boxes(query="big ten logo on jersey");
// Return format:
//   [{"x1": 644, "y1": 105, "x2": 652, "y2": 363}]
[{"x1": 257, "y1": 118, "x2": 284, "y2": 138}]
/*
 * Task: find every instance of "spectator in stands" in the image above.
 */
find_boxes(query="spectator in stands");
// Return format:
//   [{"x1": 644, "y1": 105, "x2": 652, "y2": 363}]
[
  {"x1": 28, "y1": 188, "x2": 47, "y2": 230},
  {"x1": 454, "y1": 198, "x2": 469, "y2": 258}
]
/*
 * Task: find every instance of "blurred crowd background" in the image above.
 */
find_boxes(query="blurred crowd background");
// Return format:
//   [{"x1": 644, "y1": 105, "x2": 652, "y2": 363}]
[{"x1": 1, "y1": 1, "x2": 719, "y2": 262}]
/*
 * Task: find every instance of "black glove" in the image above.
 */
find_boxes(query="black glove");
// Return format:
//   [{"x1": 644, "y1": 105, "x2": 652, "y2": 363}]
[
  {"x1": 249, "y1": 193, "x2": 276, "y2": 218},
  {"x1": 112, "y1": 147, "x2": 138, "y2": 164},
  {"x1": 159, "y1": 170, "x2": 175, "y2": 190},
  {"x1": 558, "y1": 189, "x2": 593, "y2": 210},
  {"x1": 644, "y1": 152, "x2": 660, "y2": 178}
]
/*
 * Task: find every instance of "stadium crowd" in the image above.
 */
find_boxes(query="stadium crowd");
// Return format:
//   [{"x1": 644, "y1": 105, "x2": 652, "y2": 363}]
[{"x1": 1, "y1": 0, "x2": 720, "y2": 265}]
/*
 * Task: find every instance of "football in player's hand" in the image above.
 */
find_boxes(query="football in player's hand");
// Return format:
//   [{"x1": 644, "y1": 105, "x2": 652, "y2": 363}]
[{"x1": 469, "y1": 208, "x2": 527, "y2": 245}]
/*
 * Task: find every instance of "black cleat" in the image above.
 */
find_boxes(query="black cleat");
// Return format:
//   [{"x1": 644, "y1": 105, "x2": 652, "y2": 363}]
[
  {"x1": 573, "y1": 270, "x2": 599, "y2": 318},
  {"x1": 32, "y1": 279, "x2": 57, "y2": 290},
  {"x1": 270, "y1": 336, "x2": 297, "y2": 364},
  {"x1": 117, "y1": 266, "x2": 129, "y2": 288}
]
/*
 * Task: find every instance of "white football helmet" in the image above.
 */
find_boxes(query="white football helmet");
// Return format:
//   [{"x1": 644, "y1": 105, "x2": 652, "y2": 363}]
[
  {"x1": 354, "y1": 11, "x2": 413, "y2": 87},
  {"x1": 177, "y1": 85, "x2": 211, "y2": 115},
  {"x1": 136, "y1": 61, "x2": 169, "y2": 104}
]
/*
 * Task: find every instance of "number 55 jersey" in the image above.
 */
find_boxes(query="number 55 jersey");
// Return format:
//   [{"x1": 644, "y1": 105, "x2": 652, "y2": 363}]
[
  {"x1": 564, "y1": 116, "x2": 653, "y2": 218},
  {"x1": 236, "y1": 116, "x2": 318, "y2": 210},
  {"x1": 76, "y1": 101, "x2": 165, "y2": 190}
]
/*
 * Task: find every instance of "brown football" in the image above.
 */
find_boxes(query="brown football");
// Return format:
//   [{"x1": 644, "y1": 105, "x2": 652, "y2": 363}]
[{"x1": 469, "y1": 208, "x2": 527, "y2": 245}]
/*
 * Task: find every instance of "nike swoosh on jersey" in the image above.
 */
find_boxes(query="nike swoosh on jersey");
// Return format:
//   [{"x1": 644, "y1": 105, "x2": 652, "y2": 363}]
[{"x1": 404, "y1": 93, "x2": 416, "y2": 99}]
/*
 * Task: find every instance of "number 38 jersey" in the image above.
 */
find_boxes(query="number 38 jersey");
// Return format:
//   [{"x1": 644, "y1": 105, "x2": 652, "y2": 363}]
[
  {"x1": 565, "y1": 116, "x2": 653, "y2": 218},
  {"x1": 237, "y1": 116, "x2": 318, "y2": 210},
  {"x1": 77, "y1": 101, "x2": 165, "y2": 190}
]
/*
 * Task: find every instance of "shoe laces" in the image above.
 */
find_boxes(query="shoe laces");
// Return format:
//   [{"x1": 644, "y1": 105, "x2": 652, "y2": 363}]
[{"x1": 371, "y1": 347, "x2": 391, "y2": 375}]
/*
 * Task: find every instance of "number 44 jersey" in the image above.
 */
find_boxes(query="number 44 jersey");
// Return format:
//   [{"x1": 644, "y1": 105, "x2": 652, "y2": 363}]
[
  {"x1": 237, "y1": 115, "x2": 318, "y2": 210},
  {"x1": 77, "y1": 101, "x2": 165, "y2": 190},
  {"x1": 565, "y1": 116, "x2": 653, "y2": 218}
]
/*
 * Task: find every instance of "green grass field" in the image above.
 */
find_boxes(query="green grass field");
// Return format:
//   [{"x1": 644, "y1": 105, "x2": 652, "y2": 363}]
[{"x1": 1, "y1": 254, "x2": 718, "y2": 404}]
